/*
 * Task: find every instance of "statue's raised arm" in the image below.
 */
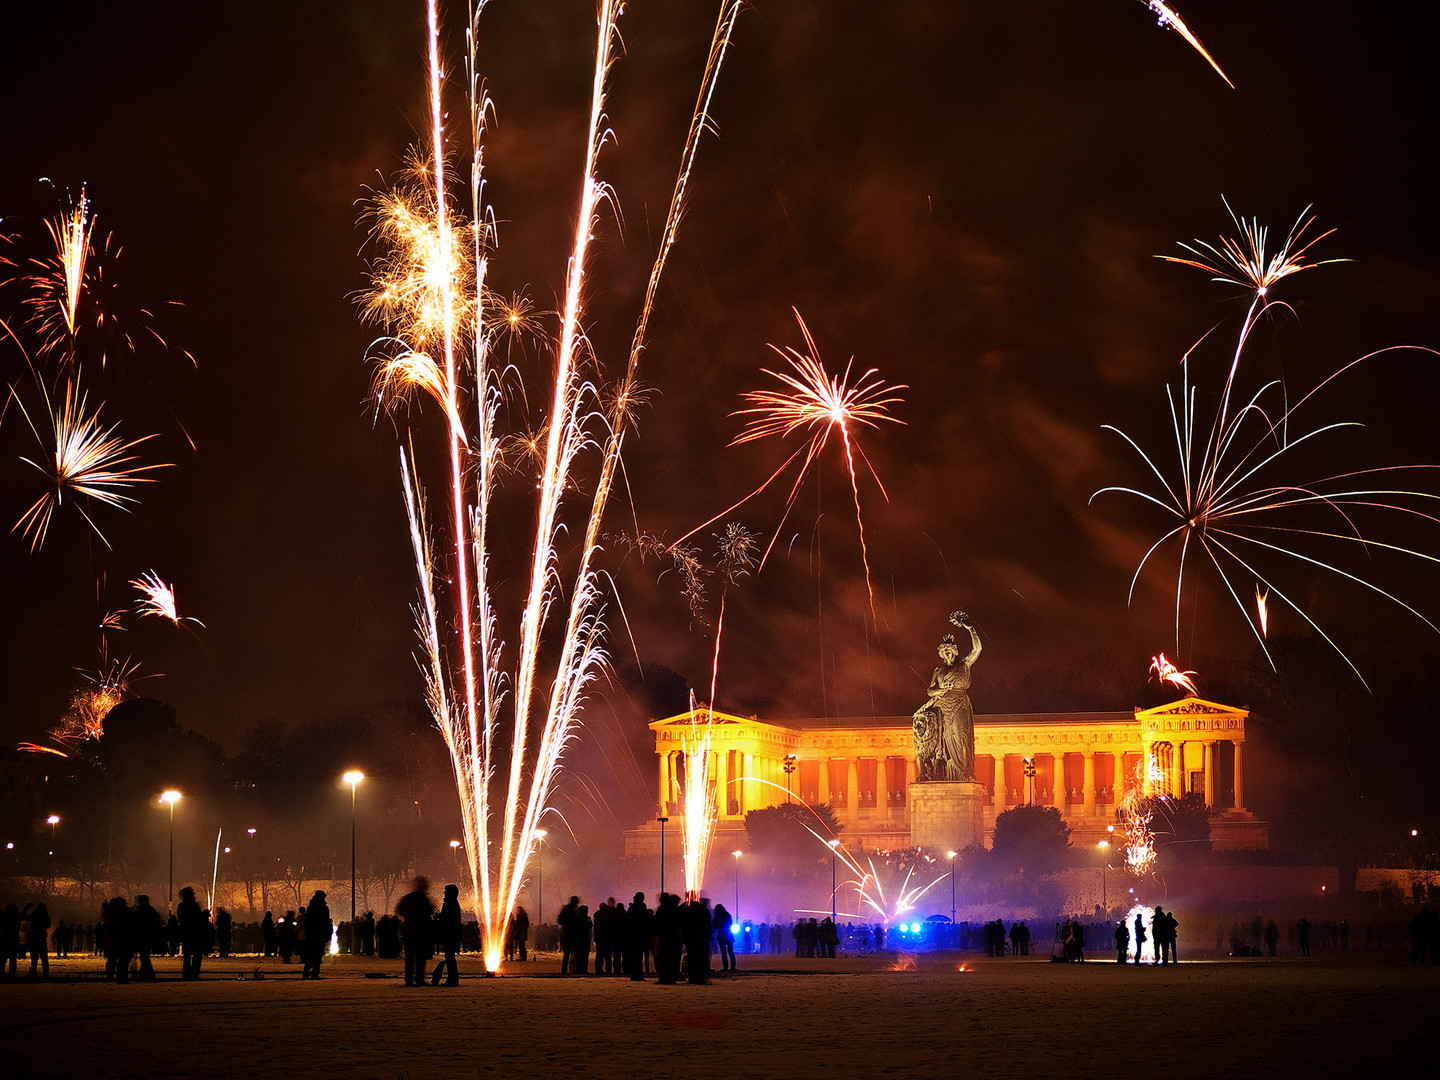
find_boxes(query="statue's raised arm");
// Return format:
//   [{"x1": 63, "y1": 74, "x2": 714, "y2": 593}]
[{"x1": 949, "y1": 610, "x2": 982, "y2": 667}]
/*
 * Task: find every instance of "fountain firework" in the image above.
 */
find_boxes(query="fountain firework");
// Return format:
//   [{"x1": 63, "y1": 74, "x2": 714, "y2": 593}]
[{"x1": 362, "y1": 0, "x2": 742, "y2": 970}]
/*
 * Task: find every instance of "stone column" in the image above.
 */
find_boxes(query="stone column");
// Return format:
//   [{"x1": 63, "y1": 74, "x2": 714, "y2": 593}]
[
  {"x1": 1171, "y1": 742, "x2": 1184, "y2": 798},
  {"x1": 1141, "y1": 744, "x2": 1153, "y2": 797},
  {"x1": 1233, "y1": 742, "x2": 1245, "y2": 810},
  {"x1": 1203, "y1": 741, "x2": 1216, "y2": 806},
  {"x1": 1082, "y1": 751, "x2": 1096, "y2": 817},
  {"x1": 743, "y1": 751, "x2": 754, "y2": 815},
  {"x1": 819, "y1": 757, "x2": 831, "y2": 805},
  {"x1": 659, "y1": 749, "x2": 671, "y2": 814},
  {"x1": 715, "y1": 750, "x2": 729, "y2": 818}
]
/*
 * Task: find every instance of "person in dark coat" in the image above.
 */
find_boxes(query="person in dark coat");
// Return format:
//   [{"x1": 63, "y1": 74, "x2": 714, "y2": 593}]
[
  {"x1": 623, "y1": 893, "x2": 649, "y2": 982},
  {"x1": 26, "y1": 902, "x2": 51, "y2": 979},
  {"x1": 104, "y1": 897, "x2": 134, "y2": 984},
  {"x1": 279, "y1": 911, "x2": 298, "y2": 963},
  {"x1": 1133, "y1": 912, "x2": 1147, "y2": 965},
  {"x1": 654, "y1": 892, "x2": 683, "y2": 985},
  {"x1": 396, "y1": 877, "x2": 435, "y2": 986},
  {"x1": 682, "y1": 896, "x2": 712, "y2": 984},
  {"x1": 177, "y1": 887, "x2": 206, "y2": 981},
  {"x1": 134, "y1": 895, "x2": 163, "y2": 981},
  {"x1": 1114, "y1": 919, "x2": 1130, "y2": 963},
  {"x1": 361, "y1": 911, "x2": 376, "y2": 957},
  {"x1": 215, "y1": 908, "x2": 233, "y2": 957},
  {"x1": 507, "y1": 906, "x2": 530, "y2": 962},
  {"x1": 713, "y1": 903, "x2": 735, "y2": 972},
  {"x1": 557, "y1": 896, "x2": 580, "y2": 974},
  {"x1": 302, "y1": 890, "x2": 332, "y2": 979},
  {"x1": 261, "y1": 911, "x2": 277, "y2": 956},
  {"x1": 435, "y1": 884, "x2": 463, "y2": 986}
]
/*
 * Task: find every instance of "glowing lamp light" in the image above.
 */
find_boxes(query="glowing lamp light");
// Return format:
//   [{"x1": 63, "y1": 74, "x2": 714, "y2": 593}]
[
  {"x1": 909, "y1": 922, "x2": 921, "y2": 934},
  {"x1": 46, "y1": 815, "x2": 60, "y2": 826},
  {"x1": 160, "y1": 790, "x2": 182, "y2": 806},
  {"x1": 343, "y1": 770, "x2": 364, "y2": 787}
]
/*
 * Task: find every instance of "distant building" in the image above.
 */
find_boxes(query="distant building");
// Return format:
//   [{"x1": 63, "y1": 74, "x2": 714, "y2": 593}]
[{"x1": 625, "y1": 697, "x2": 1267, "y2": 855}]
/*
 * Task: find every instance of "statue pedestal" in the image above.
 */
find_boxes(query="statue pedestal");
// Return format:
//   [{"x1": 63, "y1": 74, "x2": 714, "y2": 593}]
[{"x1": 908, "y1": 780, "x2": 987, "y2": 852}]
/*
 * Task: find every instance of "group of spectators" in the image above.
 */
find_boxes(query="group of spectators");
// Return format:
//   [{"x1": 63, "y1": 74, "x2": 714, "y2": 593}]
[{"x1": 547, "y1": 891, "x2": 737, "y2": 984}]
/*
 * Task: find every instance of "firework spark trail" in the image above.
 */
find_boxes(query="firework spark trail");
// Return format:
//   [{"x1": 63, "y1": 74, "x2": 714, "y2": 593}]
[
  {"x1": 677, "y1": 310, "x2": 905, "y2": 626},
  {"x1": 1149, "y1": 652, "x2": 1197, "y2": 696},
  {"x1": 12, "y1": 379, "x2": 166, "y2": 550},
  {"x1": 1143, "y1": 1, "x2": 1233, "y2": 88},
  {"x1": 369, "y1": 1, "x2": 743, "y2": 970},
  {"x1": 797, "y1": 821, "x2": 948, "y2": 922},
  {"x1": 43, "y1": 189, "x2": 92, "y2": 344},
  {"x1": 1093, "y1": 208, "x2": 1440, "y2": 683},
  {"x1": 131, "y1": 570, "x2": 203, "y2": 627},
  {"x1": 1118, "y1": 755, "x2": 1163, "y2": 876}
]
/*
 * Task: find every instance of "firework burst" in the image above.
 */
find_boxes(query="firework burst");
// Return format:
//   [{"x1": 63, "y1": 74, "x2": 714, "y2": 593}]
[
  {"x1": 1149, "y1": 653, "x2": 1197, "y2": 696},
  {"x1": 12, "y1": 379, "x2": 167, "y2": 550},
  {"x1": 681, "y1": 309, "x2": 905, "y2": 625},
  {"x1": 131, "y1": 570, "x2": 204, "y2": 627},
  {"x1": 1093, "y1": 209, "x2": 1440, "y2": 684}
]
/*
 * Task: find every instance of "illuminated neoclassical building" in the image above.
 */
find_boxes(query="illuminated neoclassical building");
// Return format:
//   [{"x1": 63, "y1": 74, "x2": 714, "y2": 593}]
[{"x1": 625, "y1": 697, "x2": 1267, "y2": 855}]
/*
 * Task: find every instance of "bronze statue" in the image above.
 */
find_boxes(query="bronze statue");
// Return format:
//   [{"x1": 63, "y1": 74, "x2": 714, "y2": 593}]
[{"x1": 912, "y1": 611, "x2": 981, "y2": 782}]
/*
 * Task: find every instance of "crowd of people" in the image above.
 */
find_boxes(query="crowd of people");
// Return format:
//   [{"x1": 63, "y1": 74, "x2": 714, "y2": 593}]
[{"x1": 7, "y1": 883, "x2": 1440, "y2": 982}]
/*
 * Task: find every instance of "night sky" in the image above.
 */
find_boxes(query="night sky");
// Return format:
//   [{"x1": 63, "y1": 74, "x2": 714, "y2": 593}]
[{"x1": 4, "y1": 1, "x2": 1439, "y2": 770}]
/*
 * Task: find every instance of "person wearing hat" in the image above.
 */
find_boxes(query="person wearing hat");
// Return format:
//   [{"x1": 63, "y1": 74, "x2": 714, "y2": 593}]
[{"x1": 303, "y1": 890, "x2": 332, "y2": 979}]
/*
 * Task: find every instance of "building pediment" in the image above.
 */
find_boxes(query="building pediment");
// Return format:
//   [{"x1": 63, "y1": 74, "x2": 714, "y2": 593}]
[{"x1": 1136, "y1": 697, "x2": 1246, "y2": 719}]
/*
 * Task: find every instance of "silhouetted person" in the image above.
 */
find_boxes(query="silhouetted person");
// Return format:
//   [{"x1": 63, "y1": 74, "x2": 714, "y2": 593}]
[
  {"x1": 1297, "y1": 917, "x2": 1312, "y2": 957},
  {"x1": 557, "y1": 896, "x2": 580, "y2": 974},
  {"x1": 134, "y1": 895, "x2": 163, "y2": 981},
  {"x1": 361, "y1": 911, "x2": 376, "y2": 956},
  {"x1": 104, "y1": 897, "x2": 134, "y2": 984},
  {"x1": 215, "y1": 908, "x2": 233, "y2": 957},
  {"x1": 261, "y1": 911, "x2": 277, "y2": 956},
  {"x1": 572, "y1": 905, "x2": 593, "y2": 974},
  {"x1": 682, "y1": 896, "x2": 712, "y2": 984},
  {"x1": 713, "y1": 903, "x2": 735, "y2": 971},
  {"x1": 396, "y1": 876, "x2": 435, "y2": 986},
  {"x1": 279, "y1": 911, "x2": 298, "y2": 963},
  {"x1": 25, "y1": 902, "x2": 51, "y2": 979},
  {"x1": 506, "y1": 906, "x2": 530, "y2": 962},
  {"x1": 1264, "y1": 920, "x2": 1280, "y2": 957},
  {"x1": 166, "y1": 913, "x2": 181, "y2": 957},
  {"x1": 177, "y1": 887, "x2": 206, "y2": 980},
  {"x1": 623, "y1": 893, "x2": 650, "y2": 981},
  {"x1": 1114, "y1": 919, "x2": 1130, "y2": 963},
  {"x1": 435, "y1": 884, "x2": 462, "y2": 986},
  {"x1": 654, "y1": 893, "x2": 683, "y2": 984},
  {"x1": 1132, "y1": 913, "x2": 1147, "y2": 965},
  {"x1": 1, "y1": 903, "x2": 19, "y2": 979},
  {"x1": 303, "y1": 890, "x2": 332, "y2": 979}
]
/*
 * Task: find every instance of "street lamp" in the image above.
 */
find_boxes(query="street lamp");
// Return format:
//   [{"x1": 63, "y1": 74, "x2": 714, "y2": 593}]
[
  {"x1": 1023, "y1": 758, "x2": 1037, "y2": 805},
  {"x1": 1097, "y1": 839, "x2": 1111, "y2": 912},
  {"x1": 160, "y1": 791, "x2": 182, "y2": 908},
  {"x1": 783, "y1": 755, "x2": 798, "y2": 803},
  {"x1": 535, "y1": 829, "x2": 548, "y2": 937},
  {"x1": 946, "y1": 850, "x2": 957, "y2": 927},
  {"x1": 732, "y1": 850, "x2": 743, "y2": 923},
  {"x1": 343, "y1": 771, "x2": 364, "y2": 952},
  {"x1": 657, "y1": 816, "x2": 669, "y2": 895},
  {"x1": 827, "y1": 839, "x2": 840, "y2": 921}
]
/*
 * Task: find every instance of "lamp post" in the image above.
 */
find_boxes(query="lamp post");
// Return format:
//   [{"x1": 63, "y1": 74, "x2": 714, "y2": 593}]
[
  {"x1": 534, "y1": 829, "x2": 548, "y2": 938},
  {"x1": 783, "y1": 755, "x2": 798, "y2": 803},
  {"x1": 1023, "y1": 758, "x2": 1037, "y2": 805},
  {"x1": 160, "y1": 791, "x2": 182, "y2": 908},
  {"x1": 1097, "y1": 839, "x2": 1110, "y2": 912},
  {"x1": 343, "y1": 771, "x2": 364, "y2": 952},
  {"x1": 827, "y1": 839, "x2": 840, "y2": 921},
  {"x1": 947, "y1": 849, "x2": 957, "y2": 927},
  {"x1": 46, "y1": 815, "x2": 60, "y2": 894},
  {"x1": 732, "y1": 849, "x2": 743, "y2": 923},
  {"x1": 657, "y1": 817, "x2": 669, "y2": 895}
]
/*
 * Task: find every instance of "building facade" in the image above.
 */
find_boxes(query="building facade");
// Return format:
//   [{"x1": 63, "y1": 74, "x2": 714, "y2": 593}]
[{"x1": 625, "y1": 697, "x2": 1267, "y2": 855}]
